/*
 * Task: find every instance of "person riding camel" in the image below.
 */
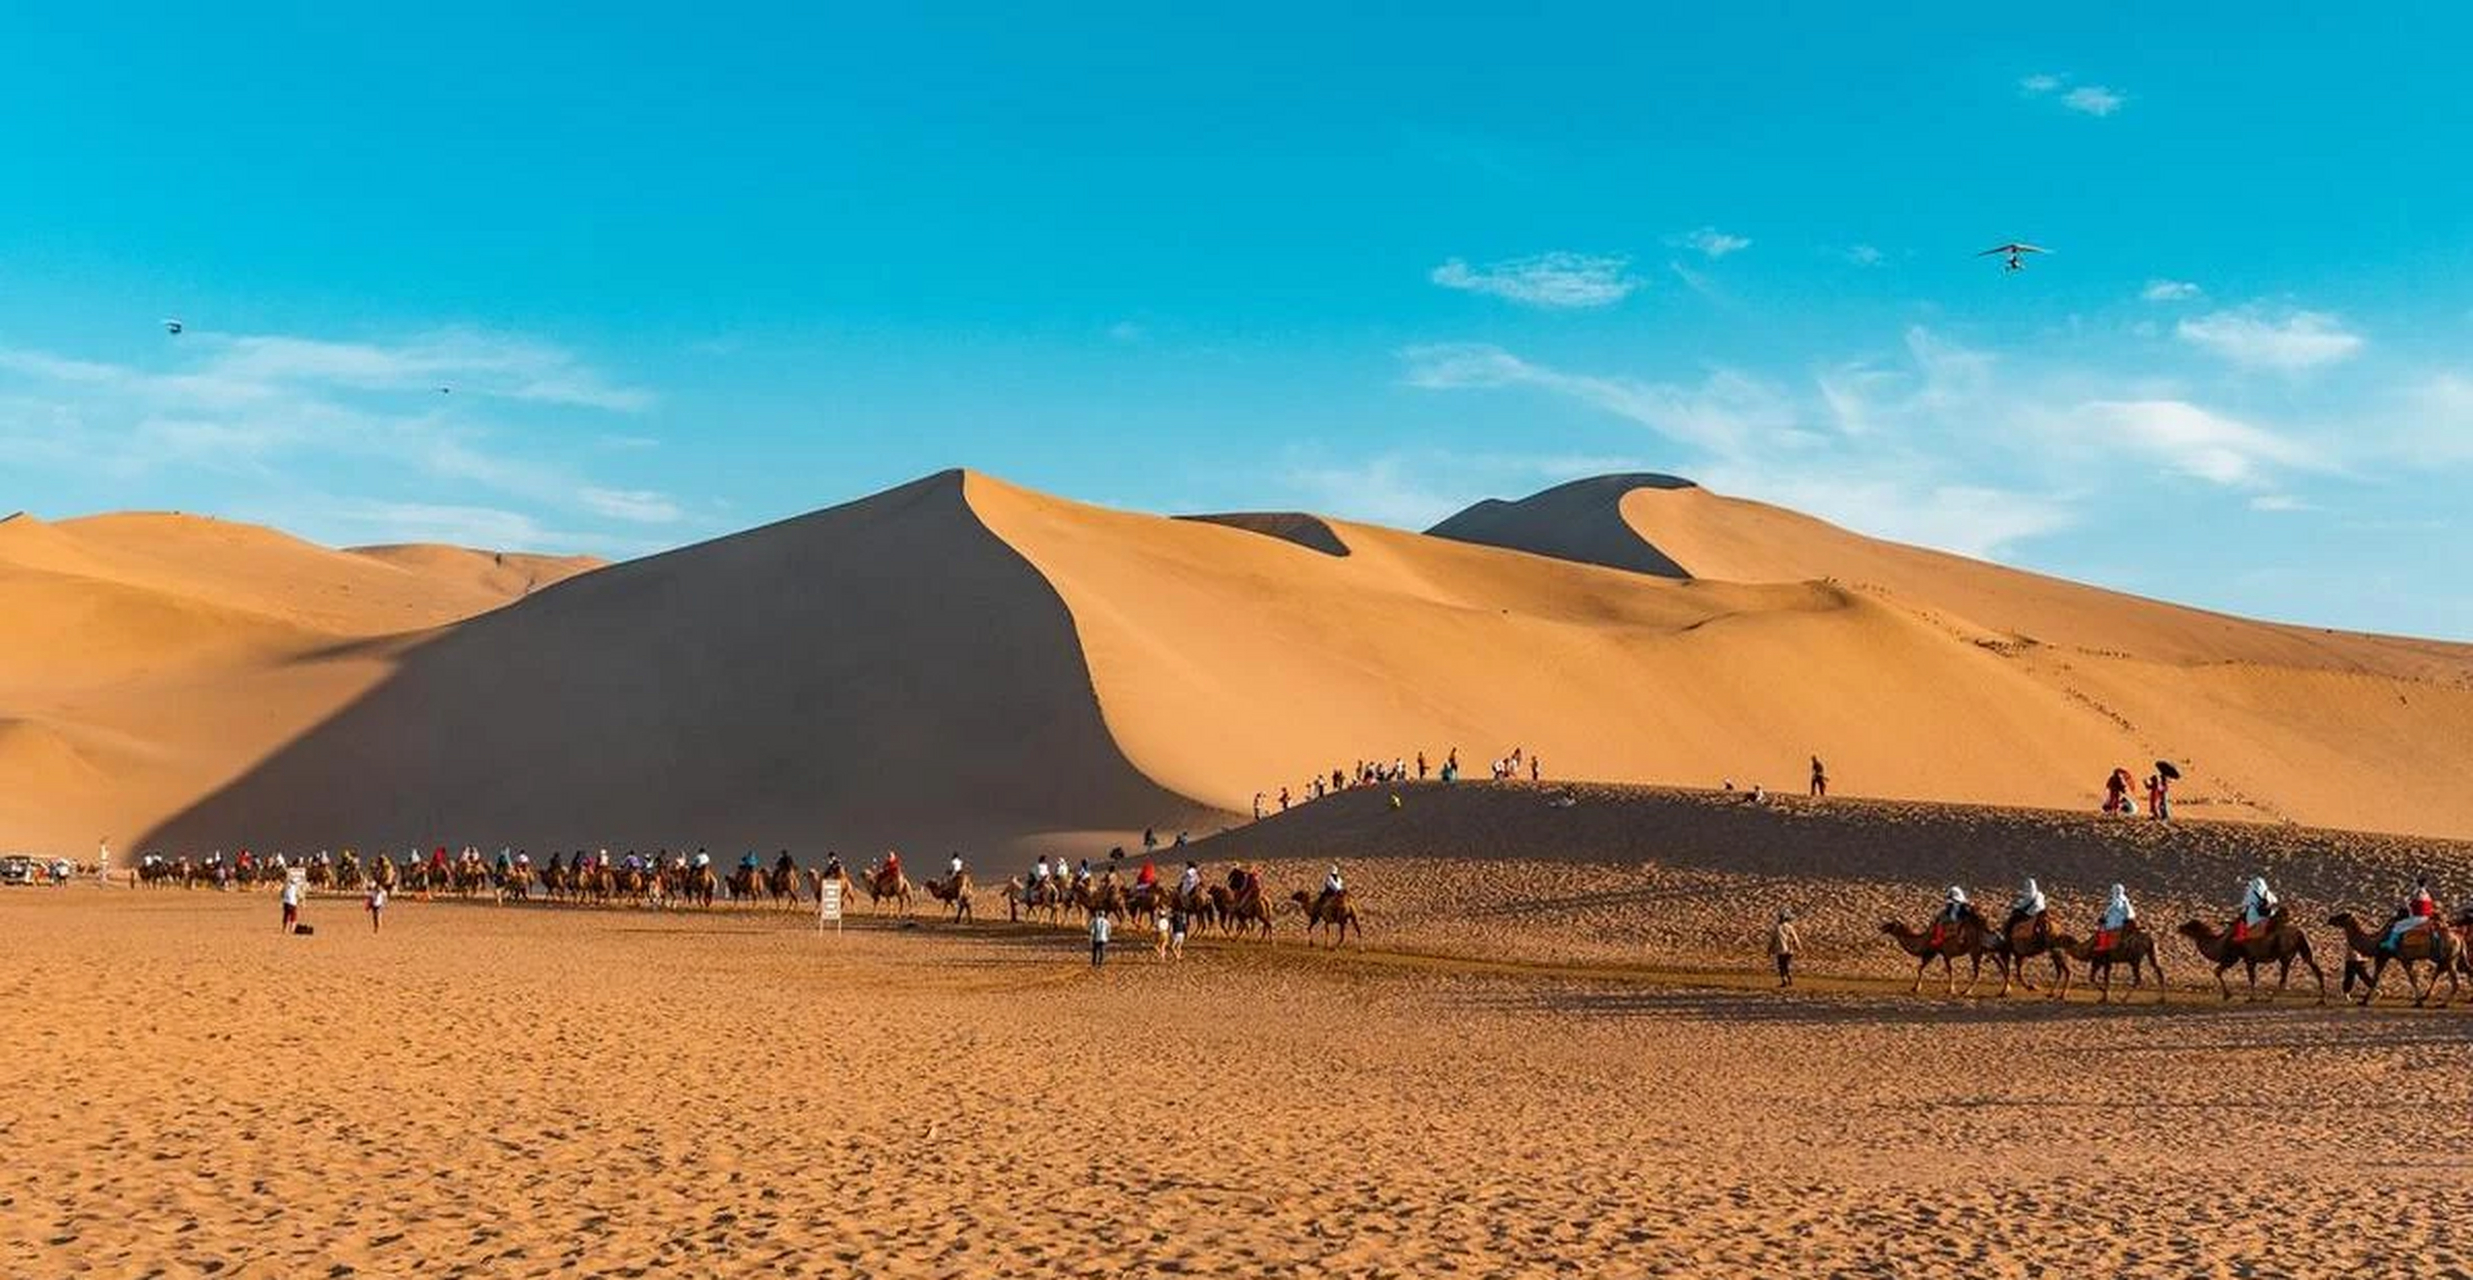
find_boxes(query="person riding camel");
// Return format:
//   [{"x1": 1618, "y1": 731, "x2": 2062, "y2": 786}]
[
  {"x1": 2094, "y1": 883, "x2": 2137, "y2": 952},
  {"x1": 1136, "y1": 857, "x2": 1158, "y2": 889},
  {"x1": 739, "y1": 850, "x2": 760, "y2": 872},
  {"x1": 1074, "y1": 858, "x2": 1091, "y2": 886},
  {"x1": 822, "y1": 851, "x2": 844, "y2": 881},
  {"x1": 2002, "y1": 877, "x2": 2050, "y2": 949},
  {"x1": 1317, "y1": 863, "x2": 1346, "y2": 915},
  {"x1": 948, "y1": 852, "x2": 964, "y2": 881},
  {"x1": 1929, "y1": 885, "x2": 1972, "y2": 948},
  {"x1": 2235, "y1": 876, "x2": 2279, "y2": 942},
  {"x1": 431, "y1": 845, "x2": 449, "y2": 872},
  {"x1": 2381, "y1": 875, "x2": 2441, "y2": 955},
  {"x1": 1178, "y1": 861, "x2": 1201, "y2": 897},
  {"x1": 881, "y1": 850, "x2": 903, "y2": 888}
]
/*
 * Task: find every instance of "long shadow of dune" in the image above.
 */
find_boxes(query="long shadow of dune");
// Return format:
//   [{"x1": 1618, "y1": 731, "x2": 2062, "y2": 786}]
[{"x1": 138, "y1": 472, "x2": 1189, "y2": 856}]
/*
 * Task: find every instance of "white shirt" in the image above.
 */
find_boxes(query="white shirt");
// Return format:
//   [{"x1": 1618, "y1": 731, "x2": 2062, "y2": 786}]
[
  {"x1": 281, "y1": 882, "x2": 301, "y2": 907},
  {"x1": 1090, "y1": 916, "x2": 1111, "y2": 943}
]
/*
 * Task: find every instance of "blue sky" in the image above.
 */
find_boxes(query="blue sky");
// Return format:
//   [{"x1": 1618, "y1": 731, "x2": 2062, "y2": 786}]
[{"x1": 5, "y1": 4, "x2": 2471, "y2": 636}]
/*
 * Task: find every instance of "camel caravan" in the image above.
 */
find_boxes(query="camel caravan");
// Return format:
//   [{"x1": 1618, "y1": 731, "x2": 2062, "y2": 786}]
[
  {"x1": 1882, "y1": 874, "x2": 2473, "y2": 1009},
  {"x1": 129, "y1": 843, "x2": 1366, "y2": 948}
]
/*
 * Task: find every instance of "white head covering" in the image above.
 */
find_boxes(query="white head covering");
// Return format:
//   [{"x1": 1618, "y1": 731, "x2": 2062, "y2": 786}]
[
  {"x1": 1946, "y1": 885, "x2": 1967, "y2": 903},
  {"x1": 2021, "y1": 877, "x2": 2040, "y2": 897}
]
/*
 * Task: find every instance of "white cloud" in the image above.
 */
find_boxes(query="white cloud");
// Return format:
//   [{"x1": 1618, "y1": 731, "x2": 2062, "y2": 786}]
[
  {"x1": 2248, "y1": 494, "x2": 2316, "y2": 512},
  {"x1": 2176, "y1": 308, "x2": 2365, "y2": 371},
  {"x1": 1668, "y1": 227, "x2": 1752, "y2": 259},
  {"x1": 577, "y1": 487, "x2": 683, "y2": 524},
  {"x1": 2019, "y1": 73, "x2": 2124, "y2": 116},
  {"x1": 2062, "y1": 85, "x2": 2125, "y2": 116},
  {"x1": 2073, "y1": 399, "x2": 2322, "y2": 486},
  {"x1": 1106, "y1": 321, "x2": 1148, "y2": 343},
  {"x1": 2141, "y1": 279, "x2": 2202, "y2": 303},
  {"x1": 1429, "y1": 252, "x2": 1642, "y2": 308},
  {"x1": 1401, "y1": 343, "x2": 1799, "y2": 454},
  {"x1": 210, "y1": 330, "x2": 654, "y2": 411},
  {"x1": 1845, "y1": 244, "x2": 1884, "y2": 267},
  {"x1": 0, "y1": 329, "x2": 681, "y2": 552}
]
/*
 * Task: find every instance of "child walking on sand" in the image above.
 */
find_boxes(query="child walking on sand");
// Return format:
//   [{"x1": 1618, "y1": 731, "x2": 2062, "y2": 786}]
[
  {"x1": 1769, "y1": 909, "x2": 1801, "y2": 988},
  {"x1": 367, "y1": 883, "x2": 388, "y2": 932},
  {"x1": 1090, "y1": 911, "x2": 1111, "y2": 968}
]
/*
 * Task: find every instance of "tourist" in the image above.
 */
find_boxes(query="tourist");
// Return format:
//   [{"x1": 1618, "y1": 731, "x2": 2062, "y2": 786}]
[
  {"x1": 1416, "y1": 750, "x2": 1429, "y2": 780},
  {"x1": 1768, "y1": 910, "x2": 1800, "y2": 988},
  {"x1": 1253, "y1": 792, "x2": 1264, "y2": 820},
  {"x1": 2236, "y1": 876, "x2": 2279, "y2": 942},
  {"x1": 1089, "y1": 910, "x2": 1111, "y2": 968},
  {"x1": 1178, "y1": 860, "x2": 1201, "y2": 897},
  {"x1": 1169, "y1": 900, "x2": 1190, "y2": 959},
  {"x1": 1154, "y1": 906, "x2": 1172, "y2": 960},
  {"x1": 1530, "y1": 756, "x2": 1541, "y2": 783},
  {"x1": 280, "y1": 875, "x2": 302, "y2": 934},
  {"x1": 1278, "y1": 786, "x2": 1291, "y2": 812},
  {"x1": 2003, "y1": 877, "x2": 2049, "y2": 945},
  {"x1": 367, "y1": 883, "x2": 388, "y2": 932},
  {"x1": 1809, "y1": 755, "x2": 1828, "y2": 798},
  {"x1": 2382, "y1": 875, "x2": 2440, "y2": 955},
  {"x1": 2103, "y1": 768, "x2": 2129, "y2": 815},
  {"x1": 2095, "y1": 884, "x2": 2135, "y2": 951}
]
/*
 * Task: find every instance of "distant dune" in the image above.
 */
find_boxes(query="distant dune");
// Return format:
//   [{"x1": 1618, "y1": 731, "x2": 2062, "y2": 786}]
[{"x1": 5, "y1": 470, "x2": 2471, "y2": 858}]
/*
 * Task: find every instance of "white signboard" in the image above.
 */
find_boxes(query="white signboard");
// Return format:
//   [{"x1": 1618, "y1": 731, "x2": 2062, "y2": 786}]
[{"x1": 818, "y1": 880, "x2": 843, "y2": 934}]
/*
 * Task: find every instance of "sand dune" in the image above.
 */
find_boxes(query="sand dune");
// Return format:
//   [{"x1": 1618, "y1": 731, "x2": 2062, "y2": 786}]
[
  {"x1": 0, "y1": 511, "x2": 603, "y2": 854},
  {"x1": 9, "y1": 469, "x2": 2473, "y2": 858},
  {"x1": 142, "y1": 472, "x2": 1193, "y2": 857}
]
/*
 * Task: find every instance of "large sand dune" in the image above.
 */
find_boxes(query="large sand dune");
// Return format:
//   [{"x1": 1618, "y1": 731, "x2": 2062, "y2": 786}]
[{"x1": 7, "y1": 469, "x2": 2472, "y2": 858}]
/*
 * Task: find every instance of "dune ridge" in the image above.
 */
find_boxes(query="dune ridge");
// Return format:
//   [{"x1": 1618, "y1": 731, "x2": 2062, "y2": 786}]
[{"x1": 7, "y1": 468, "x2": 2472, "y2": 857}]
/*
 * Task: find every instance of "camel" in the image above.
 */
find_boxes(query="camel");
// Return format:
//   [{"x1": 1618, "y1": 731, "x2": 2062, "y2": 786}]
[
  {"x1": 764, "y1": 857, "x2": 801, "y2": 908},
  {"x1": 2047, "y1": 929, "x2": 2165, "y2": 1004},
  {"x1": 864, "y1": 862, "x2": 914, "y2": 918},
  {"x1": 1219, "y1": 872, "x2": 1273, "y2": 941},
  {"x1": 1287, "y1": 889, "x2": 1362, "y2": 947},
  {"x1": 1992, "y1": 915, "x2": 2071, "y2": 998},
  {"x1": 2329, "y1": 912, "x2": 2461, "y2": 1008},
  {"x1": 1879, "y1": 915, "x2": 2006, "y2": 996},
  {"x1": 2175, "y1": 915, "x2": 2325, "y2": 1003},
  {"x1": 924, "y1": 872, "x2": 975, "y2": 923},
  {"x1": 681, "y1": 864, "x2": 716, "y2": 909}
]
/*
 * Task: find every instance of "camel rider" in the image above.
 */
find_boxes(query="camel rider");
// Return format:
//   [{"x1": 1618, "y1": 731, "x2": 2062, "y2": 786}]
[
  {"x1": 2095, "y1": 884, "x2": 2136, "y2": 951},
  {"x1": 1178, "y1": 861, "x2": 1201, "y2": 897},
  {"x1": 495, "y1": 848, "x2": 512, "y2": 874},
  {"x1": 1136, "y1": 857, "x2": 1158, "y2": 889},
  {"x1": 1075, "y1": 858, "x2": 1091, "y2": 885},
  {"x1": 1929, "y1": 886, "x2": 1971, "y2": 947},
  {"x1": 1033, "y1": 856, "x2": 1051, "y2": 886},
  {"x1": 823, "y1": 852, "x2": 844, "y2": 880},
  {"x1": 1319, "y1": 864, "x2": 1346, "y2": 911},
  {"x1": 2003, "y1": 877, "x2": 2049, "y2": 947},
  {"x1": 691, "y1": 849, "x2": 710, "y2": 870},
  {"x1": 2236, "y1": 876, "x2": 2278, "y2": 941},
  {"x1": 949, "y1": 852, "x2": 965, "y2": 880},
  {"x1": 883, "y1": 850, "x2": 902, "y2": 881},
  {"x1": 740, "y1": 850, "x2": 761, "y2": 872},
  {"x1": 2382, "y1": 875, "x2": 2441, "y2": 954},
  {"x1": 515, "y1": 850, "x2": 531, "y2": 870}
]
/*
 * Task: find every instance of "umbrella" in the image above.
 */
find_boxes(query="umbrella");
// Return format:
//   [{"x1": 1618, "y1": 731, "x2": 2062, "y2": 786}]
[{"x1": 2155, "y1": 760, "x2": 2182, "y2": 781}]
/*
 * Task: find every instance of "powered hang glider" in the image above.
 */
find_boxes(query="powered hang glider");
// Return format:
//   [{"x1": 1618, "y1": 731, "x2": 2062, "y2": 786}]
[
  {"x1": 162, "y1": 317, "x2": 184, "y2": 335},
  {"x1": 1977, "y1": 242, "x2": 2049, "y2": 273}
]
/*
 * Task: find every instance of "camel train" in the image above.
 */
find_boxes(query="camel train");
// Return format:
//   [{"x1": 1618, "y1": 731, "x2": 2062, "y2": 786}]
[
  {"x1": 134, "y1": 845, "x2": 1362, "y2": 948},
  {"x1": 1882, "y1": 897, "x2": 2473, "y2": 1008}
]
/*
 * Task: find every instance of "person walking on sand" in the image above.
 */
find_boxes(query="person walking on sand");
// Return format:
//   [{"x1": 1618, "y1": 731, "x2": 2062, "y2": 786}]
[
  {"x1": 366, "y1": 883, "x2": 388, "y2": 932},
  {"x1": 1768, "y1": 910, "x2": 1801, "y2": 988},
  {"x1": 1530, "y1": 755, "x2": 1541, "y2": 782},
  {"x1": 1169, "y1": 899, "x2": 1190, "y2": 959},
  {"x1": 1155, "y1": 904, "x2": 1172, "y2": 960},
  {"x1": 280, "y1": 875, "x2": 302, "y2": 934},
  {"x1": 1809, "y1": 755, "x2": 1828, "y2": 798},
  {"x1": 1089, "y1": 910, "x2": 1111, "y2": 968}
]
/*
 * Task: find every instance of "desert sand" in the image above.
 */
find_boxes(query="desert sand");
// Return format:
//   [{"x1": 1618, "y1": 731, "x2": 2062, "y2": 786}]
[
  {"x1": 7, "y1": 470, "x2": 2473, "y2": 862},
  {"x1": 7, "y1": 873, "x2": 2470, "y2": 1279}
]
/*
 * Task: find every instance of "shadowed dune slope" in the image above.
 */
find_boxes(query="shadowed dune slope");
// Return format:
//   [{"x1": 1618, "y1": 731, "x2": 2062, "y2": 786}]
[
  {"x1": 1427, "y1": 473, "x2": 1697, "y2": 578},
  {"x1": 139, "y1": 472, "x2": 1191, "y2": 856},
  {"x1": 1177, "y1": 512, "x2": 1350, "y2": 557}
]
